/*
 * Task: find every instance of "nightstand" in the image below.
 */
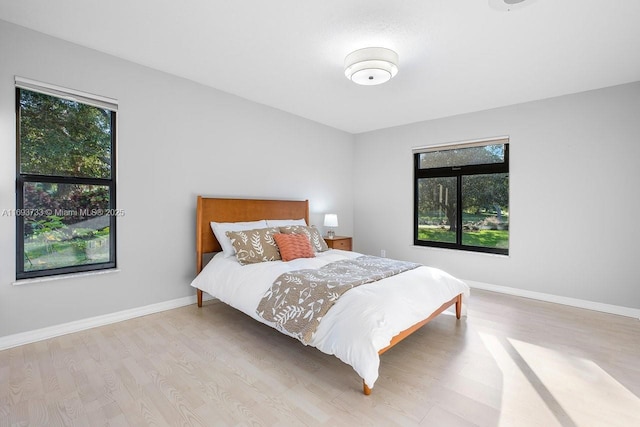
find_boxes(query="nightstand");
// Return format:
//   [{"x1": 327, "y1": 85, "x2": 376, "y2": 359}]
[{"x1": 324, "y1": 236, "x2": 352, "y2": 251}]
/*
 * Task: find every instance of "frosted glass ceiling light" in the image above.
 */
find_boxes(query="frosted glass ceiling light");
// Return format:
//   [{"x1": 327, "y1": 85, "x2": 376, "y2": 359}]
[
  {"x1": 489, "y1": 0, "x2": 536, "y2": 11},
  {"x1": 344, "y1": 47, "x2": 399, "y2": 86}
]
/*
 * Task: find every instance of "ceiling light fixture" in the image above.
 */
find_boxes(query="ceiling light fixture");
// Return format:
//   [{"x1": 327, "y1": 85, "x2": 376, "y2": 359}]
[
  {"x1": 488, "y1": 0, "x2": 536, "y2": 12},
  {"x1": 344, "y1": 47, "x2": 399, "y2": 86}
]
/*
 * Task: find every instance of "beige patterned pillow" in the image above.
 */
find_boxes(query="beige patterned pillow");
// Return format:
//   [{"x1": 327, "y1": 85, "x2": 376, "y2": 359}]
[
  {"x1": 279, "y1": 225, "x2": 329, "y2": 252},
  {"x1": 226, "y1": 227, "x2": 281, "y2": 265}
]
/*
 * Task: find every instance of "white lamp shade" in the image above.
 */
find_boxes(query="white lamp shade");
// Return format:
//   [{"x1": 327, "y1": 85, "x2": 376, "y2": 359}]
[
  {"x1": 324, "y1": 214, "x2": 339, "y2": 227},
  {"x1": 344, "y1": 47, "x2": 399, "y2": 86},
  {"x1": 489, "y1": 0, "x2": 536, "y2": 11}
]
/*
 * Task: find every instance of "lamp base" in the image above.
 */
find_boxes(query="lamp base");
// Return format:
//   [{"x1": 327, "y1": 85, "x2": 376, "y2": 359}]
[{"x1": 327, "y1": 230, "x2": 335, "y2": 239}]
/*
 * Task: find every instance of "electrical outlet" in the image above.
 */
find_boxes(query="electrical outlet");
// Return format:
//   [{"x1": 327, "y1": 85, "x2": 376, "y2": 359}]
[{"x1": 380, "y1": 249, "x2": 386, "y2": 258}]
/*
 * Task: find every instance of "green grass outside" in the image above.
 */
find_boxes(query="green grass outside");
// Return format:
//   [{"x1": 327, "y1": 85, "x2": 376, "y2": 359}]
[
  {"x1": 418, "y1": 227, "x2": 509, "y2": 249},
  {"x1": 24, "y1": 237, "x2": 109, "y2": 271},
  {"x1": 420, "y1": 212, "x2": 508, "y2": 226}
]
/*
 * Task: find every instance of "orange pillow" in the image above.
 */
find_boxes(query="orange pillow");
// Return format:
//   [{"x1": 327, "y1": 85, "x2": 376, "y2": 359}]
[{"x1": 273, "y1": 233, "x2": 315, "y2": 262}]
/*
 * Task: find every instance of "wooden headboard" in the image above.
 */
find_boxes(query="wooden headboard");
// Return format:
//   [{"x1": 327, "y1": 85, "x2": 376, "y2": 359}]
[{"x1": 196, "y1": 196, "x2": 309, "y2": 273}]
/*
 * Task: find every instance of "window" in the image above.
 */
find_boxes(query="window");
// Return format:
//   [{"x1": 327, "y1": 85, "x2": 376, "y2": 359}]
[
  {"x1": 414, "y1": 138, "x2": 509, "y2": 255},
  {"x1": 15, "y1": 78, "x2": 117, "y2": 279}
]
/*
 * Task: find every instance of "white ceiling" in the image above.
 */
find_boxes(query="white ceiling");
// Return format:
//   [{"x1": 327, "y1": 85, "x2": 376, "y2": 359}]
[{"x1": 1, "y1": 0, "x2": 639, "y2": 134}]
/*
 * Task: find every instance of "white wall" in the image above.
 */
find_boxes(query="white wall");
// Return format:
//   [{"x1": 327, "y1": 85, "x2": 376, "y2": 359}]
[
  {"x1": 0, "y1": 20, "x2": 354, "y2": 338},
  {"x1": 353, "y1": 82, "x2": 640, "y2": 310}
]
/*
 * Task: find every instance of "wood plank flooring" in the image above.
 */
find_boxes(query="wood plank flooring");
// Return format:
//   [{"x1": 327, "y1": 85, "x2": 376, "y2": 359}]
[{"x1": 1, "y1": 289, "x2": 638, "y2": 426}]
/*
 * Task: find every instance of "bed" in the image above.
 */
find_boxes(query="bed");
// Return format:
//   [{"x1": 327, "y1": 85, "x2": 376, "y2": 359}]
[{"x1": 191, "y1": 196, "x2": 469, "y2": 395}]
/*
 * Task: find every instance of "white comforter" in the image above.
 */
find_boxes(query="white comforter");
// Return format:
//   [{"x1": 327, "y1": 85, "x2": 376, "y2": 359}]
[{"x1": 190, "y1": 249, "x2": 470, "y2": 389}]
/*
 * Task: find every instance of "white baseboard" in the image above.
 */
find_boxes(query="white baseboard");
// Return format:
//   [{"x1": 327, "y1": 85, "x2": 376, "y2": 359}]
[
  {"x1": 465, "y1": 280, "x2": 640, "y2": 319},
  {"x1": 1, "y1": 283, "x2": 636, "y2": 352},
  {"x1": 0, "y1": 293, "x2": 214, "y2": 351}
]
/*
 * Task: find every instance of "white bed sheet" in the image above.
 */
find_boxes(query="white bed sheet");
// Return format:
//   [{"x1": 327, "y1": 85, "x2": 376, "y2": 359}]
[{"x1": 190, "y1": 249, "x2": 470, "y2": 389}]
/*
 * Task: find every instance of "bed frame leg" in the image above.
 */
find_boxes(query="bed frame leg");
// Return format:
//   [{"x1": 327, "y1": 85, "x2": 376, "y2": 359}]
[
  {"x1": 363, "y1": 380, "x2": 371, "y2": 395},
  {"x1": 197, "y1": 289, "x2": 203, "y2": 307},
  {"x1": 456, "y1": 294, "x2": 462, "y2": 319}
]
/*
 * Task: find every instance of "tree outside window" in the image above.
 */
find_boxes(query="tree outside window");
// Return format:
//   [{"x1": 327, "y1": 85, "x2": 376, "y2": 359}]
[
  {"x1": 16, "y1": 86, "x2": 117, "y2": 279},
  {"x1": 414, "y1": 142, "x2": 509, "y2": 255}
]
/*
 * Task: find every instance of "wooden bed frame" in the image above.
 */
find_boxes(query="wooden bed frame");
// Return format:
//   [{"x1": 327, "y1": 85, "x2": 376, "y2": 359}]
[{"x1": 194, "y1": 196, "x2": 462, "y2": 395}]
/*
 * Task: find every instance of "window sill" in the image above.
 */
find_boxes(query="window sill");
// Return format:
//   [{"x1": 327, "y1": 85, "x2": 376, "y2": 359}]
[
  {"x1": 12, "y1": 268, "x2": 120, "y2": 286},
  {"x1": 411, "y1": 244, "x2": 510, "y2": 258}
]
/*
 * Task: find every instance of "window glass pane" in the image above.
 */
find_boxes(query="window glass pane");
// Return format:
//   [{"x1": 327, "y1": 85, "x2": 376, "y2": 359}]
[
  {"x1": 419, "y1": 144, "x2": 505, "y2": 169},
  {"x1": 417, "y1": 177, "x2": 457, "y2": 243},
  {"x1": 19, "y1": 89, "x2": 112, "y2": 179},
  {"x1": 461, "y1": 173, "x2": 509, "y2": 250},
  {"x1": 22, "y1": 182, "x2": 111, "y2": 272}
]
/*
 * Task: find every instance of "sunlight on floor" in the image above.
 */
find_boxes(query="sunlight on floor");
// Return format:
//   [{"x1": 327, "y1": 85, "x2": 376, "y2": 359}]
[
  {"x1": 510, "y1": 338, "x2": 640, "y2": 427},
  {"x1": 478, "y1": 332, "x2": 561, "y2": 427},
  {"x1": 479, "y1": 332, "x2": 640, "y2": 427}
]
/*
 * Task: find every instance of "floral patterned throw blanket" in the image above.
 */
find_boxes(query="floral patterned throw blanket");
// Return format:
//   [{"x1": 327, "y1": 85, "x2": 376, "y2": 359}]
[{"x1": 256, "y1": 256, "x2": 421, "y2": 344}]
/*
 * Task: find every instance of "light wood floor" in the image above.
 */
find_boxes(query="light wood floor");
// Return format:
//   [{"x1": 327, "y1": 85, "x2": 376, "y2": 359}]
[{"x1": 1, "y1": 289, "x2": 638, "y2": 426}]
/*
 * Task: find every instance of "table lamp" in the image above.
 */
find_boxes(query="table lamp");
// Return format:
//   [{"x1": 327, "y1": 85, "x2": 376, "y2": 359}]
[{"x1": 324, "y1": 214, "x2": 338, "y2": 238}]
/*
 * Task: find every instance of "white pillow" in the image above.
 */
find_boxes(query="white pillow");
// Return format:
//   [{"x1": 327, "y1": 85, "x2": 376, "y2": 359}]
[
  {"x1": 210, "y1": 220, "x2": 268, "y2": 257},
  {"x1": 265, "y1": 218, "x2": 307, "y2": 227}
]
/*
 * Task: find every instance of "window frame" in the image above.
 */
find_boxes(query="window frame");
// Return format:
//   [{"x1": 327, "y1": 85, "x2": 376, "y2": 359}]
[
  {"x1": 15, "y1": 82, "x2": 118, "y2": 280},
  {"x1": 413, "y1": 139, "x2": 509, "y2": 255}
]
